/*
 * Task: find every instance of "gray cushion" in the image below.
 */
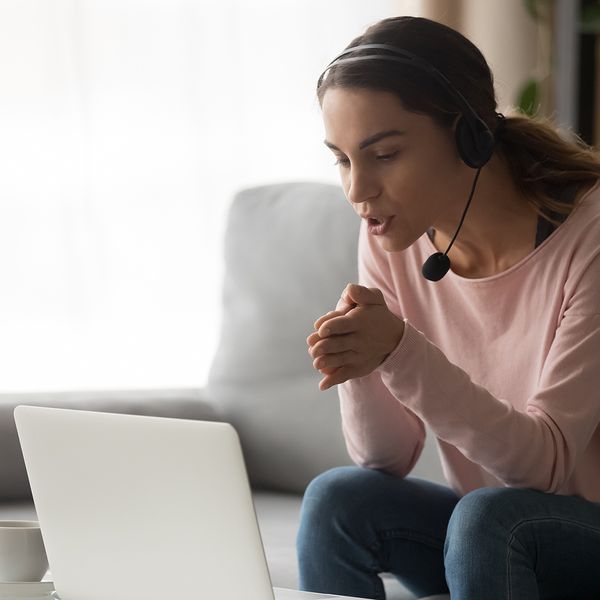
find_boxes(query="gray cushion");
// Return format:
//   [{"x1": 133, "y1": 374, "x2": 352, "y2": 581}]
[
  {"x1": 0, "y1": 389, "x2": 218, "y2": 501},
  {"x1": 206, "y1": 182, "x2": 359, "y2": 493}
]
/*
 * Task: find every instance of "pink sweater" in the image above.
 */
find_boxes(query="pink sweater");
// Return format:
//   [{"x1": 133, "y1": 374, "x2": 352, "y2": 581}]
[{"x1": 339, "y1": 179, "x2": 600, "y2": 500}]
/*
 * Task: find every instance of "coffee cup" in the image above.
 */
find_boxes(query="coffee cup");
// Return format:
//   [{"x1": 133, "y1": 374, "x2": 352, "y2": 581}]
[{"x1": 0, "y1": 521, "x2": 49, "y2": 582}]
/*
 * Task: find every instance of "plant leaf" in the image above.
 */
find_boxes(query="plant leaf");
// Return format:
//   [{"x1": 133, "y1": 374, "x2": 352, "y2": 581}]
[
  {"x1": 523, "y1": 0, "x2": 552, "y2": 21},
  {"x1": 581, "y1": 5, "x2": 600, "y2": 33},
  {"x1": 523, "y1": 0, "x2": 539, "y2": 19},
  {"x1": 517, "y1": 78, "x2": 541, "y2": 116}
]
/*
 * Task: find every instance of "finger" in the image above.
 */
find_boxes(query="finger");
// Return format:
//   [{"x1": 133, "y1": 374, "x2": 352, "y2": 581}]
[
  {"x1": 334, "y1": 297, "x2": 357, "y2": 313},
  {"x1": 335, "y1": 292, "x2": 356, "y2": 313},
  {"x1": 335, "y1": 285, "x2": 359, "y2": 311},
  {"x1": 313, "y1": 350, "x2": 354, "y2": 371},
  {"x1": 306, "y1": 331, "x2": 321, "y2": 347},
  {"x1": 319, "y1": 366, "x2": 350, "y2": 391},
  {"x1": 314, "y1": 310, "x2": 344, "y2": 331},
  {"x1": 309, "y1": 332, "x2": 355, "y2": 359},
  {"x1": 317, "y1": 315, "x2": 357, "y2": 338},
  {"x1": 307, "y1": 324, "x2": 335, "y2": 346}
]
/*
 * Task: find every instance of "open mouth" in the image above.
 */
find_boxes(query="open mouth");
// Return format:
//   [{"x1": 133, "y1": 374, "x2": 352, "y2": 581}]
[{"x1": 367, "y1": 216, "x2": 394, "y2": 235}]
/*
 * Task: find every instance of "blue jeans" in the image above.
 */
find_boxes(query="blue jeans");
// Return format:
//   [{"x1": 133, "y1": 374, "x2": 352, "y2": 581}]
[{"x1": 296, "y1": 466, "x2": 600, "y2": 599}]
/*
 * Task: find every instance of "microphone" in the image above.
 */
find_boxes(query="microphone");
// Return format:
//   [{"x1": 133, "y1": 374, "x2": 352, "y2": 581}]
[{"x1": 422, "y1": 167, "x2": 482, "y2": 281}]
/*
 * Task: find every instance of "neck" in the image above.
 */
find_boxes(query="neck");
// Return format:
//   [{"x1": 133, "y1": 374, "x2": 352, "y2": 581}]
[{"x1": 430, "y1": 155, "x2": 539, "y2": 278}]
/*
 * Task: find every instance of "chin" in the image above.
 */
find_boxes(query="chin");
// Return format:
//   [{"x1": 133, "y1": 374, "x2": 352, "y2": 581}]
[{"x1": 376, "y1": 234, "x2": 413, "y2": 253}]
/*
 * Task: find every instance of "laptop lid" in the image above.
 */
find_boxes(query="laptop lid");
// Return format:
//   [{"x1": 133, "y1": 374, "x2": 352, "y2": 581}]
[{"x1": 14, "y1": 405, "x2": 276, "y2": 600}]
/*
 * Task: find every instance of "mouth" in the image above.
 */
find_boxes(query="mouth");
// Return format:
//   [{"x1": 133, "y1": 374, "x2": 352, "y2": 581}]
[{"x1": 365, "y1": 215, "x2": 395, "y2": 235}]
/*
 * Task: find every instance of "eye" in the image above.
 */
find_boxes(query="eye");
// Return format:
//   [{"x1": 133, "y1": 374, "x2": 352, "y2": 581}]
[
  {"x1": 376, "y1": 151, "x2": 400, "y2": 162},
  {"x1": 332, "y1": 151, "x2": 400, "y2": 168}
]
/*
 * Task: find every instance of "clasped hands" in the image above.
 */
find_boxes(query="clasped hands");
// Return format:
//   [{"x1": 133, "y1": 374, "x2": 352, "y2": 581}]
[{"x1": 306, "y1": 283, "x2": 405, "y2": 391}]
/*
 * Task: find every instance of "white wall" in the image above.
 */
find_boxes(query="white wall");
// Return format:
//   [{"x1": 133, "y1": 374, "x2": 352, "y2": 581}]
[{"x1": 0, "y1": 1, "x2": 425, "y2": 392}]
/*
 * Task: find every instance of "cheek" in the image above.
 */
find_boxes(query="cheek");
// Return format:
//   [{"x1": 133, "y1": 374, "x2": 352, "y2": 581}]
[
  {"x1": 388, "y1": 161, "x2": 449, "y2": 227},
  {"x1": 408, "y1": 142, "x2": 464, "y2": 198}
]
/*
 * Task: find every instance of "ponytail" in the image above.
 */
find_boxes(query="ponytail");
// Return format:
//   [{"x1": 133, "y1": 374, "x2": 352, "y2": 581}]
[{"x1": 496, "y1": 115, "x2": 600, "y2": 225}]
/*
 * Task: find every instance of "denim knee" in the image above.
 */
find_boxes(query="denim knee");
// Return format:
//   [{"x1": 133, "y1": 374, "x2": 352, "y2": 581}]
[
  {"x1": 296, "y1": 466, "x2": 378, "y2": 553},
  {"x1": 298, "y1": 466, "x2": 371, "y2": 524},
  {"x1": 444, "y1": 487, "x2": 527, "y2": 559}
]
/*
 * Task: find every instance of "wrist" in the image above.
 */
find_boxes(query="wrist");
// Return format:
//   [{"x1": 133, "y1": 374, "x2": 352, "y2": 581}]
[{"x1": 383, "y1": 315, "x2": 405, "y2": 363}]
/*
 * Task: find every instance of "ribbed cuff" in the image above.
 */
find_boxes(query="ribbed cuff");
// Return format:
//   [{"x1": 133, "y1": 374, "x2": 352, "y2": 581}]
[{"x1": 377, "y1": 317, "x2": 418, "y2": 373}]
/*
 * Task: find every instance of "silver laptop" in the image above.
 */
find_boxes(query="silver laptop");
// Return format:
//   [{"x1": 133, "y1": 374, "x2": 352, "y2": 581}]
[{"x1": 14, "y1": 405, "x2": 363, "y2": 600}]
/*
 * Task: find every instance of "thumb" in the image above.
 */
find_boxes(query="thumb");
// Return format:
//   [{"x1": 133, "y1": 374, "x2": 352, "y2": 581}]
[
  {"x1": 344, "y1": 283, "x2": 384, "y2": 305},
  {"x1": 335, "y1": 289, "x2": 357, "y2": 312}
]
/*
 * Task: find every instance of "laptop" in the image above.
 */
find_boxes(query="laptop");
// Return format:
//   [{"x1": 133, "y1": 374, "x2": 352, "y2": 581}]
[{"x1": 14, "y1": 405, "x2": 365, "y2": 600}]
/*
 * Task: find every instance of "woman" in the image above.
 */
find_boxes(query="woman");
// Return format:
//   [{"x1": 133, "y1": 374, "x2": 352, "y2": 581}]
[{"x1": 297, "y1": 16, "x2": 600, "y2": 600}]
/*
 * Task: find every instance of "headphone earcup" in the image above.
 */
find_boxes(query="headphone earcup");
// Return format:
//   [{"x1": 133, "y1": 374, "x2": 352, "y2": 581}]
[{"x1": 455, "y1": 115, "x2": 495, "y2": 169}]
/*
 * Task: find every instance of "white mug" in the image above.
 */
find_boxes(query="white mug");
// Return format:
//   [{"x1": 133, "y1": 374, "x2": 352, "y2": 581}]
[{"x1": 0, "y1": 520, "x2": 49, "y2": 582}]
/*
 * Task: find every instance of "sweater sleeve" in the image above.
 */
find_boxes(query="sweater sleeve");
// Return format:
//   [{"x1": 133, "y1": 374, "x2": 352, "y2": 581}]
[
  {"x1": 338, "y1": 220, "x2": 426, "y2": 477},
  {"x1": 376, "y1": 250, "x2": 600, "y2": 493}
]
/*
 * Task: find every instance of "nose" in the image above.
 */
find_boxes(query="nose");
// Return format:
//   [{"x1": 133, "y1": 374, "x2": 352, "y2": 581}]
[{"x1": 344, "y1": 163, "x2": 380, "y2": 206}]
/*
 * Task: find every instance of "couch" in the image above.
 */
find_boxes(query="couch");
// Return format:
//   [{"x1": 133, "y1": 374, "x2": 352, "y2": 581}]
[{"x1": 0, "y1": 182, "x2": 448, "y2": 600}]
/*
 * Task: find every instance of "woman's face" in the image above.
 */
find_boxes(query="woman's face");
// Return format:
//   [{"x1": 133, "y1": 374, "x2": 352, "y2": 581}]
[{"x1": 321, "y1": 86, "x2": 472, "y2": 252}]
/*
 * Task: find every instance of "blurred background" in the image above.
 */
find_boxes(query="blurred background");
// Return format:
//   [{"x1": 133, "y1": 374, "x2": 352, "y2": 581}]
[{"x1": 0, "y1": 0, "x2": 598, "y2": 392}]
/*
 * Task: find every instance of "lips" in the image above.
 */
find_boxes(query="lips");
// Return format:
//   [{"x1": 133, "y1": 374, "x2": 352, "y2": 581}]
[
  {"x1": 366, "y1": 215, "x2": 394, "y2": 235},
  {"x1": 362, "y1": 215, "x2": 391, "y2": 224}
]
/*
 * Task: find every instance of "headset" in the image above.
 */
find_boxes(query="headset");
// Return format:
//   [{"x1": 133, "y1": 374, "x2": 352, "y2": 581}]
[{"x1": 318, "y1": 43, "x2": 501, "y2": 281}]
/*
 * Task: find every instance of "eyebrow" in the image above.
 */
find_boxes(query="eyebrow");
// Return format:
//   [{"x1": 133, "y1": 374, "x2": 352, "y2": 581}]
[{"x1": 323, "y1": 129, "x2": 406, "y2": 152}]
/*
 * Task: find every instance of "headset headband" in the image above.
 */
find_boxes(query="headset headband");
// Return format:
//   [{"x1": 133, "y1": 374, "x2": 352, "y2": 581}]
[{"x1": 317, "y1": 43, "x2": 484, "y2": 132}]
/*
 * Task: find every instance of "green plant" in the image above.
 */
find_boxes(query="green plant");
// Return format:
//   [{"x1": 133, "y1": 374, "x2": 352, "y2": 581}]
[
  {"x1": 518, "y1": 0, "x2": 600, "y2": 116},
  {"x1": 581, "y1": 1, "x2": 600, "y2": 34},
  {"x1": 522, "y1": 0, "x2": 552, "y2": 20},
  {"x1": 516, "y1": 0, "x2": 553, "y2": 117},
  {"x1": 517, "y1": 78, "x2": 541, "y2": 117}
]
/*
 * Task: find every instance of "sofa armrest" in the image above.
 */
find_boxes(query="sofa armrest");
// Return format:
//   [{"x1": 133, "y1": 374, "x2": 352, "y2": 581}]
[{"x1": 0, "y1": 388, "x2": 221, "y2": 501}]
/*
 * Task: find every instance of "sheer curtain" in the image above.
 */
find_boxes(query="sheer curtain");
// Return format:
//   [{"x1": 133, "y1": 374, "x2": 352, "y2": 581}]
[{"x1": 0, "y1": 0, "x2": 424, "y2": 391}]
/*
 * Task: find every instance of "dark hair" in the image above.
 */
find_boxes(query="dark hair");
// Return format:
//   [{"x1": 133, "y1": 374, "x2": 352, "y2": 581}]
[{"x1": 317, "y1": 16, "x2": 600, "y2": 226}]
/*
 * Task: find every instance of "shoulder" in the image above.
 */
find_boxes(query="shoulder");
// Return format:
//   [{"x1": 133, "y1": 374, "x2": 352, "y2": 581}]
[
  {"x1": 565, "y1": 178, "x2": 600, "y2": 243},
  {"x1": 558, "y1": 180, "x2": 600, "y2": 314}
]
